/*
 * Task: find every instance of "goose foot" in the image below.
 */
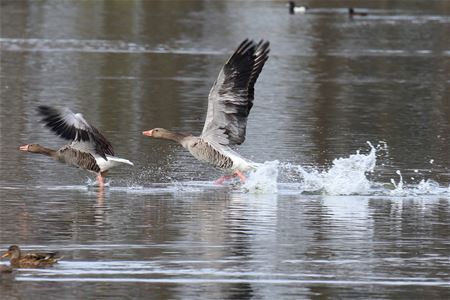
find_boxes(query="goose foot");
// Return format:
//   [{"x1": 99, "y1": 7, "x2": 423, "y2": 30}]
[
  {"x1": 214, "y1": 175, "x2": 233, "y2": 185},
  {"x1": 234, "y1": 170, "x2": 247, "y2": 183},
  {"x1": 214, "y1": 171, "x2": 247, "y2": 185}
]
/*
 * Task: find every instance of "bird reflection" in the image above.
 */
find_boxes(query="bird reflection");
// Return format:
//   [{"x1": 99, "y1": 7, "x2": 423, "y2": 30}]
[{"x1": 94, "y1": 188, "x2": 106, "y2": 226}]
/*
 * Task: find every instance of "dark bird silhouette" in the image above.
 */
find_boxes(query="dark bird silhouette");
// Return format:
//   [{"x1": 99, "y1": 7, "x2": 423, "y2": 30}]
[{"x1": 349, "y1": 8, "x2": 368, "y2": 17}]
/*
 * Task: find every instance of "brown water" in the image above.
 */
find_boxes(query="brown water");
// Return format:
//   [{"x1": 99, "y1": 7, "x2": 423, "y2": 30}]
[{"x1": 1, "y1": 0, "x2": 449, "y2": 299}]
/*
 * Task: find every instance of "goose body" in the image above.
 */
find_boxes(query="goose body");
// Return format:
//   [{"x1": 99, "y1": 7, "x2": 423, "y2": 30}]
[
  {"x1": 288, "y1": 2, "x2": 308, "y2": 14},
  {"x1": 143, "y1": 39, "x2": 270, "y2": 183},
  {"x1": 20, "y1": 106, "x2": 133, "y2": 188},
  {"x1": 1, "y1": 245, "x2": 60, "y2": 268},
  {"x1": 349, "y1": 8, "x2": 368, "y2": 17},
  {"x1": 187, "y1": 138, "x2": 255, "y2": 172}
]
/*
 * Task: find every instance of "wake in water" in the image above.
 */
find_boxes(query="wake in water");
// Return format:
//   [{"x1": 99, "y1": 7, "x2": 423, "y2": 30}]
[
  {"x1": 243, "y1": 142, "x2": 449, "y2": 196},
  {"x1": 73, "y1": 141, "x2": 448, "y2": 197}
]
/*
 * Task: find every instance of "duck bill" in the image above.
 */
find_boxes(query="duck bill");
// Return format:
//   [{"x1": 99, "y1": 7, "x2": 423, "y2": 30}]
[
  {"x1": 142, "y1": 130, "x2": 154, "y2": 137},
  {"x1": 1, "y1": 251, "x2": 11, "y2": 258},
  {"x1": 19, "y1": 145, "x2": 29, "y2": 151}
]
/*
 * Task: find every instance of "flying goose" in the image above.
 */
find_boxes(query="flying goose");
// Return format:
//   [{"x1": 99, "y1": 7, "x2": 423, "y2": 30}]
[
  {"x1": 20, "y1": 106, "x2": 133, "y2": 188},
  {"x1": 1, "y1": 245, "x2": 60, "y2": 268},
  {"x1": 143, "y1": 39, "x2": 270, "y2": 184}
]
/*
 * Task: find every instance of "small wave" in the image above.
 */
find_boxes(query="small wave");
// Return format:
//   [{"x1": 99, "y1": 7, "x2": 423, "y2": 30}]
[
  {"x1": 0, "y1": 38, "x2": 223, "y2": 55},
  {"x1": 1, "y1": 38, "x2": 445, "y2": 59}
]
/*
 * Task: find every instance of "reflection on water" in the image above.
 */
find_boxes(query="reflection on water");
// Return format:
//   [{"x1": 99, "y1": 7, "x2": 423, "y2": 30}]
[
  {"x1": 1, "y1": 186, "x2": 449, "y2": 299},
  {"x1": 1, "y1": 0, "x2": 449, "y2": 299}
]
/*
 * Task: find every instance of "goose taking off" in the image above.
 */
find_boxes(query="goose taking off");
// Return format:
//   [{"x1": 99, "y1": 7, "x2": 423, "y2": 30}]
[
  {"x1": 143, "y1": 39, "x2": 270, "y2": 184},
  {"x1": 20, "y1": 106, "x2": 133, "y2": 189}
]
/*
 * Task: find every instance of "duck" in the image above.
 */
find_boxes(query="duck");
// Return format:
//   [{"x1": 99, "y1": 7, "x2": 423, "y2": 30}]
[
  {"x1": 20, "y1": 105, "x2": 133, "y2": 189},
  {"x1": 143, "y1": 39, "x2": 270, "y2": 184},
  {"x1": 288, "y1": 1, "x2": 308, "y2": 14},
  {"x1": 1, "y1": 245, "x2": 60, "y2": 268},
  {"x1": 349, "y1": 8, "x2": 368, "y2": 17}
]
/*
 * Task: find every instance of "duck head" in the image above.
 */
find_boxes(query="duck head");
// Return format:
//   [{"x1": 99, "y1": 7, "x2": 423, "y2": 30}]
[{"x1": 1, "y1": 245, "x2": 21, "y2": 260}]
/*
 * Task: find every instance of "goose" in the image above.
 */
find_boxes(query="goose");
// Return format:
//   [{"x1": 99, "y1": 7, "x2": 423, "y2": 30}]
[
  {"x1": 288, "y1": 1, "x2": 308, "y2": 14},
  {"x1": 1, "y1": 245, "x2": 60, "y2": 268},
  {"x1": 20, "y1": 106, "x2": 133, "y2": 188},
  {"x1": 349, "y1": 8, "x2": 368, "y2": 17},
  {"x1": 143, "y1": 39, "x2": 270, "y2": 184}
]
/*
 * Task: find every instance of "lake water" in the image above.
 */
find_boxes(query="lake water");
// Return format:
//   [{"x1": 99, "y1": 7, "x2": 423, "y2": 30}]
[{"x1": 0, "y1": 0, "x2": 449, "y2": 299}]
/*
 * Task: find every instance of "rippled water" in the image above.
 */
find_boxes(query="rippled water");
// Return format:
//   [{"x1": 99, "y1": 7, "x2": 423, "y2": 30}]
[{"x1": 1, "y1": 0, "x2": 449, "y2": 299}]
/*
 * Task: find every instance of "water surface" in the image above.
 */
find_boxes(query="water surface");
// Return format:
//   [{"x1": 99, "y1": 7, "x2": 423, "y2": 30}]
[{"x1": 1, "y1": 0, "x2": 449, "y2": 299}]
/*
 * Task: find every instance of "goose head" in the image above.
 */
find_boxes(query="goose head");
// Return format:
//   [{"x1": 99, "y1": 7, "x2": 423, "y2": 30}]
[
  {"x1": 142, "y1": 128, "x2": 169, "y2": 139},
  {"x1": 19, "y1": 144, "x2": 41, "y2": 152},
  {"x1": 288, "y1": 1, "x2": 296, "y2": 14},
  {"x1": 19, "y1": 144, "x2": 56, "y2": 157},
  {"x1": 142, "y1": 128, "x2": 190, "y2": 143}
]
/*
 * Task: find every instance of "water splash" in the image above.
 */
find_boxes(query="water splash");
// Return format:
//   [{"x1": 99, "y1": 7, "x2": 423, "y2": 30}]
[
  {"x1": 414, "y1": 179, "x2": 441, "y2": 194},
  {"x1": 280, "y1": 142, "x2": 377, "y2": 195},
  {"x1": 77, "y1": 142, "x2": 447, "y2": 197},
  {"x1": 321, "y1": 142, "x2": 376, "y2": 195},
  {"x1": 242, "y1": 161, "x2": 279, "y2": 193},
  {"x1": 388, "y1": 171, "x2": 448, "y2": 197},
  {"x1": 390, "y1": 170, "x2": 404, "y2": 195}
]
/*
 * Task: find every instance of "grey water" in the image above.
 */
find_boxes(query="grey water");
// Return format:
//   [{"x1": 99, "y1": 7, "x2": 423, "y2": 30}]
[{"x1": 0, "y1": 0, "x2": 449, "y2": 299}]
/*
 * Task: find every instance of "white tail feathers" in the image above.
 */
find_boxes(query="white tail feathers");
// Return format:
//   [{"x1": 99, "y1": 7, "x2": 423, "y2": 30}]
[{"x1": 106, "y1": 155, "x2": 134, "y2": 166}]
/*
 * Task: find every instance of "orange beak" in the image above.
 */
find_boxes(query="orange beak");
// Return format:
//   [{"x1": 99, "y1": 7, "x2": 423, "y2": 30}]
[
  {"x1": 142, "y1": 130, "x2": 153, "y2": 137},
  {"x1": 19, "y1": 145, "x2": 29, "y2": 151},
  {"x1": 1, "y1": 251, "x2": 11, "y2": 258}
]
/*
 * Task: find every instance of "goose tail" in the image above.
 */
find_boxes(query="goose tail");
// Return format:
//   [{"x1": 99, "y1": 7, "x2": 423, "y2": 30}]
[{"x1": 106, "y1": 155, "x2": 134, "y2": 166}]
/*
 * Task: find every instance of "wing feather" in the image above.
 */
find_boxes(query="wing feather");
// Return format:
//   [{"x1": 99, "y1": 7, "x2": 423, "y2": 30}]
[
  {"x1": 38, "y1": 105, "x2": 114, "y2": 159},
  {"x1": 202, "y1": 39, "x2": 270, "y2": 145},
  {"x1": 24, "y1": 252, "x2": 57, "y2": 260}
]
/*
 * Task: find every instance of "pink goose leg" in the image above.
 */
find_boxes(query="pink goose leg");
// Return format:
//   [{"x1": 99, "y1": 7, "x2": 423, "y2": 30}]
[
  {"x1": 96, "y1": 174, "x2": 105, "y2": 190},
  {"x1": 214, "y1": 171, "x2": 247, "y2": 185},
  {"x1": 234, "y1": 170, "x2": 247, "y2": 183},
  {"x1": 214, "y1": 175, "x2": 234, "y2": 185}
]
